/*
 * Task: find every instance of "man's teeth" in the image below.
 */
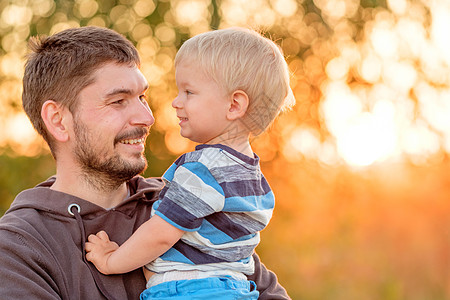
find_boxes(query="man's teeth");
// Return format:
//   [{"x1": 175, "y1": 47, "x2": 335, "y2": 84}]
[{"x1": 121, "y1": 138, "x2": 144, "y2": 144}]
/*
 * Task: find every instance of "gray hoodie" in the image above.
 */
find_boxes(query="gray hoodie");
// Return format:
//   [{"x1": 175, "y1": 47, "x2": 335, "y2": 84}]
[{"x1": 0, "y1": 176, "x2": 289, "y2": 299}]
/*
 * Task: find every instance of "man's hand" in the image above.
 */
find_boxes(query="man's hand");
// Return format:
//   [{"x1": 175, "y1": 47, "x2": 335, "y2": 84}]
[{"x1": 85, "y1": 230, "x2": 119, "y2": 275}]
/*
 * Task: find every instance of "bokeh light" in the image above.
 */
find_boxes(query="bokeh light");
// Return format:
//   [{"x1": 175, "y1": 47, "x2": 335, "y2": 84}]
[{"x1": 1, "y1": 1, "x2": 449, "y2": 299}]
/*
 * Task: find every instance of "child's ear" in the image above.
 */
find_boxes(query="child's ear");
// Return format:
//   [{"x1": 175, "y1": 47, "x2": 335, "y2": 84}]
[
  {"x1": 41, "y1": 100, "x2": 71, "y2": 142},
  {"x1": 227, "y1": 90, "x2": 249, "y2": 121}
]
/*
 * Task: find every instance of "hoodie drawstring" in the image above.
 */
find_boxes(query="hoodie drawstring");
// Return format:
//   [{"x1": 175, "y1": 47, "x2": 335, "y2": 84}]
[{"x1": 69, "y1": 204, "x2": 116, "y2": 300}]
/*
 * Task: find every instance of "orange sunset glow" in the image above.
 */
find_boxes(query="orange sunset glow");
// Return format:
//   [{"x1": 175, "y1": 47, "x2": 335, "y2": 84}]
[{"x1": 0, "y1": 1, "x2": 449, "y2": 299}]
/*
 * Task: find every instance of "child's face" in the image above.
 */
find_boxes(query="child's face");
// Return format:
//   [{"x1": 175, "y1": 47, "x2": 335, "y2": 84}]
[{"x1": 172, "y1": 61, "x2": 231, "y2": 144}]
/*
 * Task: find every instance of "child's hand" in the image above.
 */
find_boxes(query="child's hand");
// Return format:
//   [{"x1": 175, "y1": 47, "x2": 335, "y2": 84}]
[{"x1": 85, "y1": 230, "x2": 119, "y2": 275}]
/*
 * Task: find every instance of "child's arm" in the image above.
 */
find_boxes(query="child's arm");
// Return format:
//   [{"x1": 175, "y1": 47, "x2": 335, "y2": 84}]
[{"x1": 85, "y1": 215, "x2": 185, "y2": 275}]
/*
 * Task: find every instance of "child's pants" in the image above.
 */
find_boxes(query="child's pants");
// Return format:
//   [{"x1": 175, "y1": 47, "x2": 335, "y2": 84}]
[{"x1": 140, "y1": 276, "x2": 259, "y2": 300}]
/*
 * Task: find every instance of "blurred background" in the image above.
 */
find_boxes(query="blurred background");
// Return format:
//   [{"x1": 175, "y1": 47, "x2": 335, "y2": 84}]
[{"x1": 1, "y1": 0, "x2": 449, "y2": 299}]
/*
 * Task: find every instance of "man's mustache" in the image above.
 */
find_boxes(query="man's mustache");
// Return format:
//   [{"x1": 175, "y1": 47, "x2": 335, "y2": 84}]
[{"x1": 114, "y1": 127, "x2": 149, "y2": 145}]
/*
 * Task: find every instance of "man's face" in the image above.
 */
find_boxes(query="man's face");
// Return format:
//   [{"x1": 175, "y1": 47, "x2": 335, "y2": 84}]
[{"x1": 71, "y1": 62, "x2": 154, "y2": 188}]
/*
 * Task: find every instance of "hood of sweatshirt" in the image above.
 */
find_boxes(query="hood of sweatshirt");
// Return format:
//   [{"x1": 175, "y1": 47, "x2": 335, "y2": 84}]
[
  {"x1": 1, "y1": 175, "x2": 164, "y2": 300},
  {"x1": 6, "y1": 175, "x2": 163, "y2": 219}
]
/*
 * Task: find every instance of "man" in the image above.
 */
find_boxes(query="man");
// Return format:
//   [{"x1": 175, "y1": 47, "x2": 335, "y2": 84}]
[{"x1": 0, "y1": 26, "x2": 289, "y2": 299}]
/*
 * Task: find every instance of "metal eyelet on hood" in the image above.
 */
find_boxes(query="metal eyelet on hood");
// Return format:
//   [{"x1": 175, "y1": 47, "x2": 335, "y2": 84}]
[{"x1": 67, "y1": 203, "x2": 81, "y2": 216}]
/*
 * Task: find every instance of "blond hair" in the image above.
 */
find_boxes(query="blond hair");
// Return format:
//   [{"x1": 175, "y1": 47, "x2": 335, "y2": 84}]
[{"x1": 175, "y1": 27, "x2": 295, "y2": 135}]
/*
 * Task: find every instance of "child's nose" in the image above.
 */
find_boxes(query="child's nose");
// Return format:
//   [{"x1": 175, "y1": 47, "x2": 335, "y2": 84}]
[{"x1": 172, "y1": 96, "x2": 182, "y2": 108}]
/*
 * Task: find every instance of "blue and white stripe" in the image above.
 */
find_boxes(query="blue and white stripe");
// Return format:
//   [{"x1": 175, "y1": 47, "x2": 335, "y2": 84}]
[{"x1": 146, "y1": 144, "x2": 274, "y2": 275}]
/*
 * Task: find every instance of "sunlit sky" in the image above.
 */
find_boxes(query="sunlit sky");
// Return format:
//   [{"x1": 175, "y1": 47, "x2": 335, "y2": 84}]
[{"x1": 1, "y1": 0, "x2": 450, "y2": 167}]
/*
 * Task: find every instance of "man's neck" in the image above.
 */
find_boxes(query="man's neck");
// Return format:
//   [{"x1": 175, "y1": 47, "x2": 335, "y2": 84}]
[{"x1": 51, "y1": 164, "x2": 129, "y2": 209}]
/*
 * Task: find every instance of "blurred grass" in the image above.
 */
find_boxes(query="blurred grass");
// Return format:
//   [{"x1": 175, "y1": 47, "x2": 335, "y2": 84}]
[{"x1": 0, "y1": 149, "x2": 55, "y2": 215}]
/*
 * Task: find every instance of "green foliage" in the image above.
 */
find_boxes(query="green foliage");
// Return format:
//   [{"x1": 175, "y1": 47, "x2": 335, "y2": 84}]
[{"x1": 0, "y1": 148, "x2": 55, "y2": 215}]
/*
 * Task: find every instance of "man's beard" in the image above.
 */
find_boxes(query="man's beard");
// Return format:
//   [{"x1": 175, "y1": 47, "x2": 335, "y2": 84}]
[{"x1": 73, "y1": 119, "x2": 148, "y2": 191}]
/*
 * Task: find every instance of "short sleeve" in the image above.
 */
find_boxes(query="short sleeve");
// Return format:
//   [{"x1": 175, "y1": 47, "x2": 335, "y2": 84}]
[{"x1": 155, "y1": 161, "x2": 225, "y2": 231}]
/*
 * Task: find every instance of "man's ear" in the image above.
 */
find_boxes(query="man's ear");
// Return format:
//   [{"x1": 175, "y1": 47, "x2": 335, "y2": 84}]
[
  {"x1": 41, "y1": 100, "x2": 71, "y2": 142},
  {"x1": 227, "y1": 90, "x2": 249, "y2": 121}
]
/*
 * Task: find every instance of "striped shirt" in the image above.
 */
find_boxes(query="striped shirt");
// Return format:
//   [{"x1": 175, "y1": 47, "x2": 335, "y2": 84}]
[{"x1": 145, "y1": 144, "x2": 274, "y2": 275}]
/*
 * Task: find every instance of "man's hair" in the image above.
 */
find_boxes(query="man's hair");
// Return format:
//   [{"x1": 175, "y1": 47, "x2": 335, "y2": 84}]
[
  {"x1": 174, "y1": 27, "x2": 295, "y2": 135},
  {"x1": 22, "y1": 26, "x2": 140, "y2": 151}
]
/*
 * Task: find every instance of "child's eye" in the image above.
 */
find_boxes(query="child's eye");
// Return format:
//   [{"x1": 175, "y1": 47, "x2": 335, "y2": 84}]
[{"x1": 185, "y1": 90, "x2": 193, "y2": 95}]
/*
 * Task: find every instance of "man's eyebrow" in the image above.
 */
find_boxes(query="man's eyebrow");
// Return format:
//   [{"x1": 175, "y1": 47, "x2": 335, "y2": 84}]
[
  {"x1": 105, "y1": 88, "x2": 133, "y2": 97},
  {"x1": 105, "y1": 85, "x2": 149, "y2": 97}
]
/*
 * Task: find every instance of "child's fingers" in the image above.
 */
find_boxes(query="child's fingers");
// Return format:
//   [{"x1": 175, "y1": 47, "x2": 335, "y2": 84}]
[
  {"x1": 87, "y1": 231, "x2": 109, "y2": 244},
  {"x1": 85, "y1": 251, "x2": 93, "y2": 262},
  {"x1": 96, "y1": 230, "x2": 110, "y2": 241},
  {"x1": 87, "y1": 234, "x2": 100, "y2": 243},
  {"x1": 85, "y1": 241, "x2": 92, "y2": 252}
]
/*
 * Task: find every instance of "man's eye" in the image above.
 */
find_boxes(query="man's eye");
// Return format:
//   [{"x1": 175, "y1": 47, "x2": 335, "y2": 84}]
[
  {"x1": 113, "y1": 99, "x2": 124, "y2": 105},
  {"x1": 139, "y1": 95, "x2": 148, "y2": 102}
]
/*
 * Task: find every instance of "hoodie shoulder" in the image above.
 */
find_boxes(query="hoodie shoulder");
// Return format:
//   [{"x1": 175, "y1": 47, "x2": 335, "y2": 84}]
[{"x1": 4, "y1": 178, "x2": 102, "y2": 218}]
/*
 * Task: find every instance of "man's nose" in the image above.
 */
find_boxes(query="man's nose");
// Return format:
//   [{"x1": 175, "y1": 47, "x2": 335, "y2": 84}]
[{"x1": 130, "y1": 98, "x2": 155, "y2": 127}]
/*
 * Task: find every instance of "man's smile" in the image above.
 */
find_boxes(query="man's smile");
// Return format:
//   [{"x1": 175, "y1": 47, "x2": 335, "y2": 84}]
[{"x1": 120, "y1": 138, "x2": 145, "y2": 145}]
